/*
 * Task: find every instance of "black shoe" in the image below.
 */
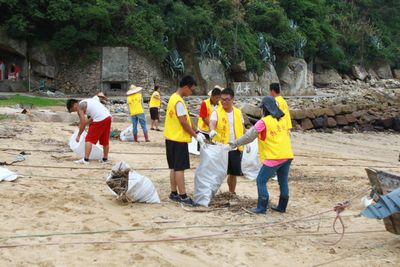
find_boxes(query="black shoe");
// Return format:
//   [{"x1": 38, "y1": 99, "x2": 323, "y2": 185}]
[
  {"x1": 271, "y1": 196, "x2": 289, "y2": 213},
  {"x1": 179, "y1": 196, "x2": 195, "y2": 206},
  {"x1": 169, "y1": 193, "x2": 180, "y2": 202},
  {"x1": 150, "y1": 128, "x2": 155, "y2": 130}
]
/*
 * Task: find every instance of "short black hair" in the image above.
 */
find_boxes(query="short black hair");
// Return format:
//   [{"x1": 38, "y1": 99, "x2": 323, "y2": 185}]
[
  {"x1": 66, "y1": 99, "x2": 79, "y2": 112},
  {"x1": 179, "y1": 75, "x2": 197, "y2": 88},
  {"x1": 211, "y1": 88, "x2": 221, "y2": 96},
  {"x1": 270, "y1": 83, "x2": 280, "y2": 93},
  {"x1": 154, "y1": 85, "x2": 160, "y2": 91},
  {"x1": 221, "y1": 87, "x2": 234, "y2": 98}
]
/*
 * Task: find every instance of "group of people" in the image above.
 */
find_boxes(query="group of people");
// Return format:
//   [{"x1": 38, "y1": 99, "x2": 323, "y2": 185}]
[{"x1": 66, "y1": 74, "x2": 294, "y2": 214}]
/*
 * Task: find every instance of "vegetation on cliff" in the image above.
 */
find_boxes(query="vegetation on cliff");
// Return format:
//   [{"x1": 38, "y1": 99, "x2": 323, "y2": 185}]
[{"x1": 1, "y1": 0, "x2": 399, "y2": 74}]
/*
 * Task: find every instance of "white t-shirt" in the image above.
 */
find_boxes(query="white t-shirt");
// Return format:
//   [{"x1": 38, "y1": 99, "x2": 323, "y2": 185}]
[
  {"x1": 210, "y1": 110, "x2": 244, "y2": 143},
  {"x1": 176, "y1": 102, "x2": 187, "y2": 117},
  {"x1": 80, "y1": 98, "x2": 111, "y2": 122}
]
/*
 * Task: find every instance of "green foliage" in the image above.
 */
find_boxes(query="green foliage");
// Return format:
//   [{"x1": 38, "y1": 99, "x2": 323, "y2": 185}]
[
  {"x1": 163, "y1": 49, "x2": 185, "y2": 79},
  {"x1": 0, "y1": 0, "x2": 398, "y2": 73}
]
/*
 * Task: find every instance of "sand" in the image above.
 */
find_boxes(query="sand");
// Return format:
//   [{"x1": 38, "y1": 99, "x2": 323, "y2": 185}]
[{"x1": 0, "y1": 120, "x2": 399, "y2": 266}]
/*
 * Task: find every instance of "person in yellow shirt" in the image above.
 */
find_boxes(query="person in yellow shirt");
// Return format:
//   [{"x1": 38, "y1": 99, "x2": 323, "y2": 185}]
[
  {"x1": 209, "y1": 87, "x2": 245, "y2": 194},
  {"x1": 269, "y1": 83, "x2": 292, "y2": 129},
  {"x1": 164, "y1": 75, "x2": 206, "y2": 206},
  {"x1": 126, "y1": 85, "x2": 150, "y2": 142},
  {"x1": 149, "y1": 85, "x2": 161, "y2": 131},
  {"x1": 230, "y1": 96, "x2": 294, "y2": 214},
  {"x1": 197, "y1": 86, "x2": 222, "y2": 140}
]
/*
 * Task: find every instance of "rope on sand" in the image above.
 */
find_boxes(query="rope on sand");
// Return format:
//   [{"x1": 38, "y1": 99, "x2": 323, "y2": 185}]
[{"x1": 0, "y1": 187, "x2": 372, "y2": 249}]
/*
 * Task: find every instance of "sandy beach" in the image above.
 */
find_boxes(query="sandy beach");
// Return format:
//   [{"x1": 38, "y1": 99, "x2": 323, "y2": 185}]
[{"x1": 0, "y1": 120, "x2": 399, "y2": 266}]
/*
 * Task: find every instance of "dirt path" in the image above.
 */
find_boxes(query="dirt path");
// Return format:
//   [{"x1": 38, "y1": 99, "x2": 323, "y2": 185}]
[{"x1": 0, "y1": 121, "x2": 399, "y2": 266}]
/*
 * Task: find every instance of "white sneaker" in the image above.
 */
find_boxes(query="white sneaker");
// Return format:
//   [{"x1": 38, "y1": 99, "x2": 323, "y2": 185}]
[
  {"x1": 272, "y1": 175, "x2": 278, "y2": 181},
  {"x1": 74, "y1": 158, "x2": 89, "y2": 165},
  {"x1": 99, "y1": 159, "x2": 110, "y2": 165}
]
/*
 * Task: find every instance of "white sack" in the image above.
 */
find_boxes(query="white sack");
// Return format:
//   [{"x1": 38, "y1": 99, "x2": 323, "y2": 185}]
[
  {"x1": 69, "y1": 128, "x2": 104, "y2": 160},
  {"x1": 194, "y1": 144, "x2": 230, "y2": 206},
  {"x1": 188, "y1": 137, "x2": 200, "y2": 155},
  {"x1": 0, "y1": 167, "x2": 18, "y2": 182},
  {"x1": 106, "y1": 162, "x2": 160, "y2": 204},
  {"x1": 120, "y1": 126, "x2": 134, "y2": 142},
  {"x1": 241, "y1": 139, "x2": 261, "y2": 180}
]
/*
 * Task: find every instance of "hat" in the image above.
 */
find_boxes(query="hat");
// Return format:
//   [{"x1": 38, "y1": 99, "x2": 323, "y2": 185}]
[
  {"x1": 258, "y1": 96, "x2": 284, "y2": 119},
  {"x1": 96, "y1": 92, "x2": 108, "y2": 100},
  {"x1": 208, "y1": 85, "x2": 224, "y2": 96},
  {"x1": 126, "y1": 85, "x2": 143, "y2": 95}
]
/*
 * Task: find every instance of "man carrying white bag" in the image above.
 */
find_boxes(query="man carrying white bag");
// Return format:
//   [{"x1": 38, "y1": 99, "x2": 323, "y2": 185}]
[{"x1": 194, "y1": 143, "x2": 230, "y2": 207}]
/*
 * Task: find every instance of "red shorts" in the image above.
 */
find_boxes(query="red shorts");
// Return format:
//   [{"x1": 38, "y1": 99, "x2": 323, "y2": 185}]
[{"x1": 86, "y1": 116, "x2": 112, "y2": 146}]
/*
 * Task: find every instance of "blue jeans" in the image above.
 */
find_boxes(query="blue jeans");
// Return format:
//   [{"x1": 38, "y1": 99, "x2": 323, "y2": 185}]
[
  {"x1": 131, "y1": 113, "x2": 148, "y2": 135},
  {"x1": 256, "y1": 160, "x2": 292, "y2": 200}
]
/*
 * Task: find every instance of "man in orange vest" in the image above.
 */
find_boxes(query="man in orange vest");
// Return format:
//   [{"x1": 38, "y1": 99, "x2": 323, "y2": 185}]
[
  {"x1": 209, "y1": 87, "x2": 245, "y2": 194},
  {"x1": 230, "y1": 96, "x2": 294, "y2": 214},
  {"x1": 269, "y1": 83, "x2": 292, "y2": 129},
  {"x1": 127, "y1": 85, "x2": 150, "y2": 142},
  {"x1": 197, "y1": 86, "x2": 222, "y2": 140},
  {"x1": 164, "y1": 75, "x2": 206, "y2": 206}
]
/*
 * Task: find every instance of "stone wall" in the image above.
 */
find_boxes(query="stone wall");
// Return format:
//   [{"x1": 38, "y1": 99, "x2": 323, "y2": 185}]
[
  {"x1": 55, "y1": 52, "x2": 102, "y2": 95},
  {"x1": 128, "y1": 48, "x2": 176, "y2": 95},
  {"x1": 55, "y1": 47, "x2": 176, "y2": 96}
]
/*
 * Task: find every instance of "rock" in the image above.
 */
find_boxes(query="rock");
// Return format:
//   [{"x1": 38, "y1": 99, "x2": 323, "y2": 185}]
[
  {"x1": 373, "y1": 61, "x2": 393, "y2": 79},
  {"x1": 232, "y1": 82, "x2": 257, "y2": 96},
  {"x1": 335, "y1": 115, "x2": 348, "y2": 126},
  {"x1": 312, "y1": 108, "x2": 326, "y2": 117},
  {"x1": 342, "y1": 126, "x2": 354, "y2": 133},
  {"x1": 198, "y1": 59, "x2": 226, "y2": 92},
  {"x1": 290, "y1": 109, "x2": 307, "y2": 120},
  {"x1": 231, "y1": 61, "x2": 247, "y2": 73},
  {"x1": 301, "y1": 118, "x2": 314, "y2": 130},
  {"x1": 312, "y1": 117, "x2": 326, "y2": 129},
  {"x1": 333, "y1": 105, "x2": 343, "y2": 115},
  {"x1": 256, "y1": 63, "x2": 280, "y2": 95},
  {"x1": 242, "y1": 113, "x2": 251, "y2": 127},
  {"x1": 241, "y1": 104, "x2": 262, "y2": 118},
  {"x1": 345, "y1": 114, "x2": 356, "y2": 124},
  {"x1": 0, "y1": 30, "x2": 27, "y2": 57},
  {"x1": 352, "y1": 65, "x2": 368, "y2": 81},
  {"x1": 32, "y1": 65, "x2": 55, "y2": 79},
  {"x1": 352, "y1": 110, "x2": 365, "y2": 118},
  {"x1": 305, "y1": 109, "x2": 315, "y2": 119},
  {"x1": 314, "y1": 67, "x2": 342, "y2": 87},
  {"x1": 393, "y1": 69, "x2": 400, "y2": 79},
  {"x1": 376, "y1": 118, "x2": 393, "y2": 129},
  {"x1": 326, "y1": 117, "x2": 337, "y2": 128},
  {"x1": 278, "y1": 57, "x2": 314, "y2": 95},
  {"x1": 392, "y1": 117, "x2": 400, "y2": 132},
  {"x1": 367, "y1": 68, "x2": 379, "y2": 79},
  {"x1": 325, "y1": 108, "x2": 336, "y2": 117}
]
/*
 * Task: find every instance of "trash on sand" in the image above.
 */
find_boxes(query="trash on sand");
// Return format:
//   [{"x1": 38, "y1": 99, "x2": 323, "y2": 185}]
[
  {"x1": 69, "y1": 128, "x2": 103, "y2": 160},
  {"x1": 106, "y1": 162, "x2": 160, "y2": 204},
  {"x1": 0, "y1": 167, "x2": 20, "y2": 182}
]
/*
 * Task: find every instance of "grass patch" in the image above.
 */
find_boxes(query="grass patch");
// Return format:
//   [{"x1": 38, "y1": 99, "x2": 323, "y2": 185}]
[{"x1": 0, "y1": 94, "x2": 65, "y2": 107}]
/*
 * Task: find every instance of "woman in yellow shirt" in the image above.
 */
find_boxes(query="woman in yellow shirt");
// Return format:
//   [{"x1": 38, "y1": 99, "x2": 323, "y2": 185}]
[{"x1": 149, "y1": 85, "x2": 161, "y2": 131}]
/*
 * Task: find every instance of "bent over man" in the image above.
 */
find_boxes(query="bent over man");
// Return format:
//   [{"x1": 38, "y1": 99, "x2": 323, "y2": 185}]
[{"x1": 67, "y1": 97, "x2": 112, "y2": 164}]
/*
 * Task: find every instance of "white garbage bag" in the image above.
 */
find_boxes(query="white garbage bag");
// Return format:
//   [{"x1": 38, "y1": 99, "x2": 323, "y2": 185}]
[
  {"x1": 194, "y1": 144, "x2": 230, "y2": 206},
  {"x1": 188, "y1": 137, "x2": 199, "y2": 155},
  {"x1": 69, "y1": 128, "x2": 103, "y2": 160},
  {"x1": 241, "y1": 139, "x2": 261, "y2": 181},
  {"x1": 0, "y1": 167, "x2": 19, "y2": 182},
  {"x1": 106, "y1": 162, "x2": 160, "y2": 204},
  {"x1": 120, "y1": 126, "x2": 134, "y2": 142}
]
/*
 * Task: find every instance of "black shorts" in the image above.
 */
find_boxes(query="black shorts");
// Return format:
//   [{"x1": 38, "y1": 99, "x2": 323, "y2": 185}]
[
  {"x1": 150, "y1": 107, "x2": 159, "y2": 120},
  {"x1": 227, "y1": 150, "x2": 242, "y2": 176},
  {"x1": 166, "y1": 139, "x2": 190, "y2": 171}
]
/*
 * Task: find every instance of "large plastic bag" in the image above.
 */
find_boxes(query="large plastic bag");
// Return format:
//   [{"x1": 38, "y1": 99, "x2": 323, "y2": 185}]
[
  {"x1": 106, "y1": 162, "x2": 160, "y2": 204},
  {"x1": 120, "y1": 126, "x2": 134, "y2": 142},
  {"x1": 194, "y1": 144, "x2": 230, "y2": 206},
  {"x1": 241, "y1": 139, "x2": 261, "y2": 180},
  {"x1": 0, "y1": 167, "x2": 19, "y2": 182},
  {"x1": 69, "y1": 128, "x2": 103, "y2": 160},
  {"x1": 188, "y1": 137, "x2": 200, "y2": 155}
]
